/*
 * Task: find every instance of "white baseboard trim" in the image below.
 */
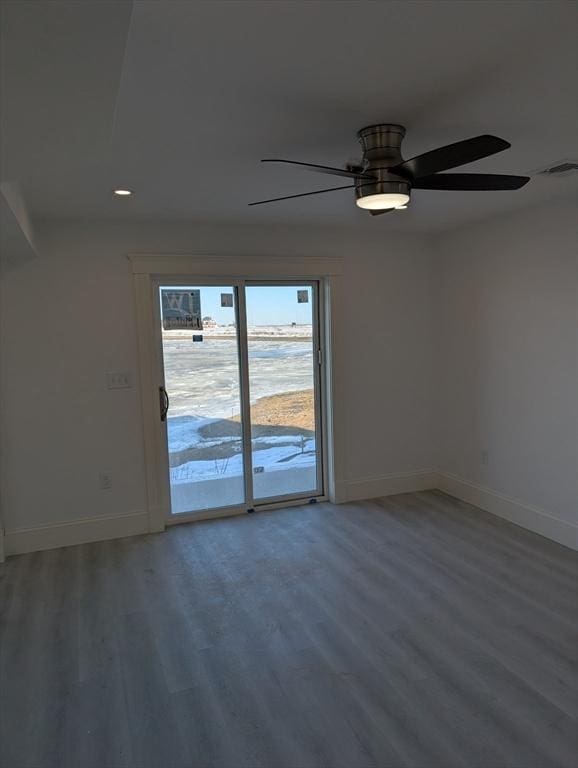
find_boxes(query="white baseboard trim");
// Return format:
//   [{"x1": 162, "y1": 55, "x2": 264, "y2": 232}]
[
  {"x1": 436, "y1": 472, "x2": 578, "y2": 551},
  {"x1": 3, "y1": 473, "x2": 575, "y2": 557},
  {"x1": 4, "y1": 510, "x2": 150, "y2": 557},
  {"x1": 345, "y1": 469, "x2": 437, "y2": 502}
]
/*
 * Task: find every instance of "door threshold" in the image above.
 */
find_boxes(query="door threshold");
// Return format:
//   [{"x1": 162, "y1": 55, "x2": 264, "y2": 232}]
[
  {"x1": 166, "y1": 505, "x2": 247, "y2": 526},
  {"x1": 165, "y1": 494, "x2": 327, "y2": 527},
  {"x1": 254, "y1": 495, "x2": 327, "y2": 513}
]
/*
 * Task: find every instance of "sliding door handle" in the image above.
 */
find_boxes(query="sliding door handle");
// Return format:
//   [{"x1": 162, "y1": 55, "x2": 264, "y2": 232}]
[{"x1": 159, "y1": 386, "x2": 170, "y2": 422}]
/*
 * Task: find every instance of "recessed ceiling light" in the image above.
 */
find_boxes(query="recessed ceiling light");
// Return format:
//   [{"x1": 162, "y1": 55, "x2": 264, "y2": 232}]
[
  {"x1": 396, "y1": 205, "x2": 408, "y2": 210},
  {"x1": 113, "y1": 188, "x2": 133, "y2": 196}
]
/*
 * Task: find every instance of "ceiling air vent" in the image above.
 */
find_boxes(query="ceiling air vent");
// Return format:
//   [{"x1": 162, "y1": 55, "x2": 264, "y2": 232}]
[{"x1": 532, "y1": 160, "x2": 578, "y2": 178}]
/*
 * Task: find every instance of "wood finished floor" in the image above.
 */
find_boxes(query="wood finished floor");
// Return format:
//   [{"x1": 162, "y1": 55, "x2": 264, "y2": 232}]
[{"x1": 1, "y1": 490, "x2": 577, "y2": 768}]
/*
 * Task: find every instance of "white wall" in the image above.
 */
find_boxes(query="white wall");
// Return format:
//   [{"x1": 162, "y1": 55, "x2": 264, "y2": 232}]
[
  {"x1": 3, "y1": 202, "x2": 575, "y2": 554},
  {"x1": 0, "y1": 220, "x2": 435, "y2": 543},
  {"x1": 0, "y1": 182, "x2": 38, "y2": 274},
  {"x1": 434, "y1": 198, "x2": 578, "y2": 547}
]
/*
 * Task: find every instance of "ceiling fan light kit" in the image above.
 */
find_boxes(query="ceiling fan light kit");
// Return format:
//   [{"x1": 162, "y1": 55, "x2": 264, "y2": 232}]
[
  {"x1": 355, "y1": 191, "x2": 410, "y2": 210},
  {"x1": 250, "y1": 123, "x2": 530, "y2": 216}
]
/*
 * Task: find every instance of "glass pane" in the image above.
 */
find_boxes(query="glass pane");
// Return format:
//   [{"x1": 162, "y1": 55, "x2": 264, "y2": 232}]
[
  {"x1": 160, "y1": 286, "x2": 245, "y2": 514},
  {"x1": 245, "y1": 284, "x2": 320, "y2": 501}
]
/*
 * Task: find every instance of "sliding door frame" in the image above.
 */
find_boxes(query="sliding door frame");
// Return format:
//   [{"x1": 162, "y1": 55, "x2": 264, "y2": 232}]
[
  {"x1": 245, "y1": 279, "x2": 325, "y2": 508},
  {"x1": 235, "y1": 283, "x2": 255, "y2": 509},
  {"x1": 130, "y1": 254, "x2": 345, "y2": 533},
  {"x1": 152, "y1": 277, "x2": 253, "y2": 524}
]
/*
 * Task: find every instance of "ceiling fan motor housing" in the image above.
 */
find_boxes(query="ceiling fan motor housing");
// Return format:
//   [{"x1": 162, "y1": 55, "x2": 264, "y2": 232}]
[{"x1": 355, "y1": 124, "x2": 411, "y2": 203}]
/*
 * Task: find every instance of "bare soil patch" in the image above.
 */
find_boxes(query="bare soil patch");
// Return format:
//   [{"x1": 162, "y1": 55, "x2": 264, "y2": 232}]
[{"x1": 170, "y1": 389, "x2": 314, "y2": 467}]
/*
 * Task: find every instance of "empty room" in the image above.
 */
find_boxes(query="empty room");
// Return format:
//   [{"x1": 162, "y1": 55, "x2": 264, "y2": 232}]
[{"x1": 0, "y1": 2, "x2": 577, "y2": 767}]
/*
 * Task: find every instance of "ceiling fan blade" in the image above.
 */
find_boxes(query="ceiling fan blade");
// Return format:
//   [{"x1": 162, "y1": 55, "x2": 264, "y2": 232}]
[
  {"x1": 413, "y1": 173, "x2": 530, "y2": 190},
  {"x1": 261, "y1": 158, "x2": 375, "y2": 180},
  {"x1": 369, "y1": 207, "x2": 397, "y2": 216},
  {"x1": 391, "y1": 135, "x2": 511, "y2": 179},
  {"x1": 248, "y1": 184, "x2": 354, "y2": 206}
]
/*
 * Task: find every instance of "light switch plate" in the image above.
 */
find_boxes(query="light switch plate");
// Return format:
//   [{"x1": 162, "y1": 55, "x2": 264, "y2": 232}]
[{"x1": 106, "y1": 371, "x2": 133, "y2": 389}]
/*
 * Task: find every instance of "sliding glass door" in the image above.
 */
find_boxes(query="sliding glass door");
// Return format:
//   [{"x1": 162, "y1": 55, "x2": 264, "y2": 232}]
[
  {"x1": 157, "y1": 280, "x2": 323, "y2": 518},
  {"x1": 158, "y1": 285, "x2": 246, "y2": 515},
  {"x1": 245, "y1": 284, "x2": 321, "y2": 501}
]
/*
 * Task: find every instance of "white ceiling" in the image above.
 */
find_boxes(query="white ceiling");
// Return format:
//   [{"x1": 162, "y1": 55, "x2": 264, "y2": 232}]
[{"x1": 1, "y1": 0, "x2": 577, "y2": 233}]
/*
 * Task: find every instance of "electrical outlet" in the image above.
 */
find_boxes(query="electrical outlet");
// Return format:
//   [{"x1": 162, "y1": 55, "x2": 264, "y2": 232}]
[
  {"x1": 106, "y1": 371, "x2": 132, "y2": 389},
  {"x1": 481, "y1": 450, "x2": 489, "y2": 466},
  {"x1": 99, "y1": 472, "x2": 113, "y2": 490}
]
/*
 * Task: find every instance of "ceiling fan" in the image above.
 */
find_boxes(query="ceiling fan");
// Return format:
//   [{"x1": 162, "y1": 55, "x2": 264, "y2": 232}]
[{"x1": 249, "y1": 124, "x2": 530, "y2": 215}]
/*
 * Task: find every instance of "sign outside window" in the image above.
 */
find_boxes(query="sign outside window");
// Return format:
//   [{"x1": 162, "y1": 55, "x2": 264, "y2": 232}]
[{"x1": 161, "y1": 289, "x2": 203, "y2": 330}]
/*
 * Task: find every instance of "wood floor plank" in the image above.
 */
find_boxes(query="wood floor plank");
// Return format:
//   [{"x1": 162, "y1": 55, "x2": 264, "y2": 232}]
[{"x1": 1, "y1": 490, "x2": 576, "y2": 768}]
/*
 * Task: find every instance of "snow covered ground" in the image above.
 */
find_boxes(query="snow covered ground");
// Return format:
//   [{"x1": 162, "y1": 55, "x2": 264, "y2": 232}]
[
  {"x1": 170, "y1": 437, "x2": 316, "y2": 484},
  {"x1": 162, "y1": 325, "x2": 319, "y2": 509},
  {"x1": 162, "y1": 326, "x2": 314, "y2": 418},
  {"x1": 164, "y1": 323, "x2": 312, "y2": 339}
]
